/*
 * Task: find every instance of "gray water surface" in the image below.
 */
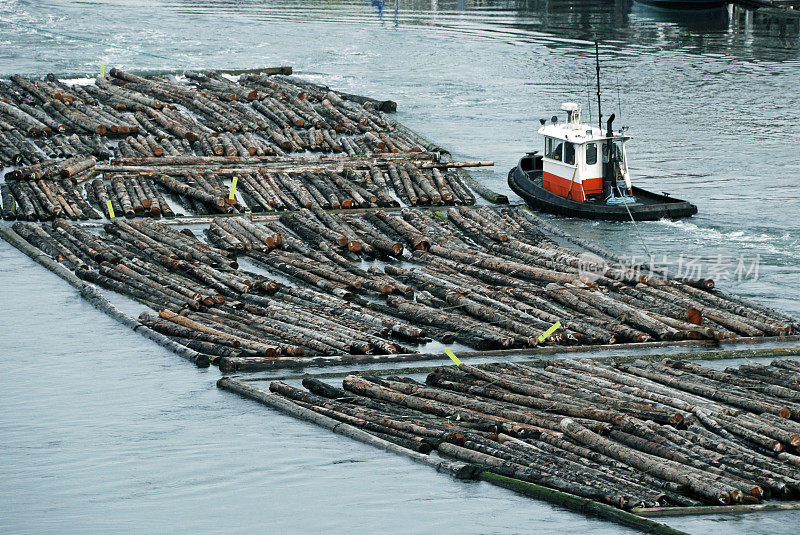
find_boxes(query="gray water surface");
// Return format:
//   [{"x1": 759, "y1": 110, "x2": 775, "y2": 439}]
[{"x1": 2, "y1": 1, "x2": 800, "y2": 533}]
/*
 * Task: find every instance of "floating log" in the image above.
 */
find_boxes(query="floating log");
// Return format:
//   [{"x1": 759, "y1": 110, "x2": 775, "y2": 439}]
[
  {"x1": 233, "y1": 356, "x2": 800, "y2": 520},
  {"x1": 4, "y1": 69, "x2": 499, "y2": 221},
  {"x1": 12, "y1": 201, "x2": 792, "y2": 361},
  {"x1": 1, "y1": 66, "x2": 796, "y2": 366}
]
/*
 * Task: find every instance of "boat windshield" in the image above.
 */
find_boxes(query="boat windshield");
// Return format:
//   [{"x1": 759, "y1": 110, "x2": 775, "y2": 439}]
[
  {"x1": 604, "y1": 140, "x2": 626, "y2": 167},
  {"x1": 586, "y1": 143, "x2": 598, "y2": 165},
  {"x1": 545, "y1": 137, "x2": 563, "y2": 161},
  {"x1": 613, "y1": 140, "x2": 624, "y2": 164},
  {"x1": 613, "y1": 140, "x2": 629, "y2": 178},
  {"x1": 564, "y1": 143, "x2": 575, "y2": 165}
]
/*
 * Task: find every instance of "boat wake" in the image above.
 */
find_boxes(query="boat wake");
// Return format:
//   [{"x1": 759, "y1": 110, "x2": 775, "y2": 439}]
[{"x1": 653, "y1": 219, "x2": 800, "y2": 260}]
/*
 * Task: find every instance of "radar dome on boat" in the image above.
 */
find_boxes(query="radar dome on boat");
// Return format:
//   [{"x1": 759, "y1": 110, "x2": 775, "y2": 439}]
[{"x1": 560, "y1": 102, "x2": 582, "y2": 124}]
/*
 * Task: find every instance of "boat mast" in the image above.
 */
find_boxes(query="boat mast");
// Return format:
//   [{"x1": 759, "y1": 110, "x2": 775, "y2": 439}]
[{"x1": 595, "y1": 41, "x2": 602, "y2": 131}]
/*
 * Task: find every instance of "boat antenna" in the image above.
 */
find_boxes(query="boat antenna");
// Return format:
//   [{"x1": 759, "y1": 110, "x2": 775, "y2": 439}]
[
  {"x1": 616, "y1": 72, "x2": 623, "y2": 125},
  {"x1": 586, "y1": 74, "x2": 592, "y2": 125},
  {"x1": 595, "y1": 41, "x2": 602, "y2": 131}
]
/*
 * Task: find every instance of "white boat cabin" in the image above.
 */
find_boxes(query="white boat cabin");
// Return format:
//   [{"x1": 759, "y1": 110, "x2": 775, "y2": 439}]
[{"x1": 538, "y1": 103, "x2": 632, "y2": 203}]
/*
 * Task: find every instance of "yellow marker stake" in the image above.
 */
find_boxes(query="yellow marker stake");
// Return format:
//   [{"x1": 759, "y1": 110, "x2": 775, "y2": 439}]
[
  {"x1": 538, "y1": 321, "x2": 561, "y2": 342},
  {"x1": 106, "y1": 200, "x2": 115, "y2": 219},
  {"x1": 444, "y1": 348, "x2": 462, "y2": 366},
  {"x1": 100, "y1": 63, "x2": 105, "y2": 78},
  {"x1": 229, "y1": 176, "x2": 238, "y2": 201}
]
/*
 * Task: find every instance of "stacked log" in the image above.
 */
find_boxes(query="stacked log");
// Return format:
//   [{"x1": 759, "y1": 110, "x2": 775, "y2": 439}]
[
  {"x1": 246, "y1": 357, "x2": 800, "y2": 511},
  {"x1": 0, "y1": 68, "x2": 427, "y2": 165},
  {"x1": 89, "y1": 156, "x2": 478, "y2": 216},
  {"x1": 245, "y1": 205, "x2": 790, "y2": 349},
  {"x1": 10, "y1": 217, "x2": 428, "y2": 367},
  {"x1": 1, "y1": 165, "x2": 102, "y2": 221},
  {"x1": 5, "y1": 157, "x2": 479, "y2": 219},
  {"x1": 9, "y1": 202, "x2": 796, "y2": 369},
  {"x1": 2, "y1": 69, "x2": 485, "y2": 219}
]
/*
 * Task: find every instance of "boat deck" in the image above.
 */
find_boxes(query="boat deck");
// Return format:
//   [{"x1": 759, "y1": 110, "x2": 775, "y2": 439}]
[
  {"x1": 524, "y1": 170, "x2": 671, "y2": 207},
  {"x1": 510, "y1": 165, "x2": 698, "y2": 221}
]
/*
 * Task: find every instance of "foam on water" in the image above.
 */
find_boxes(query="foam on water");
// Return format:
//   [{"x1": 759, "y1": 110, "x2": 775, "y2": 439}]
[{"x1": 652, "y1": 219, "x2": 800, "y2": 260}]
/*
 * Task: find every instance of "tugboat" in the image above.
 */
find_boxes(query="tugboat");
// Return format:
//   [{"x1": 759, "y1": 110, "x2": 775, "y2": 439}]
[{"x1": 508, "y1": 46, "x2": 697, "y2": 221}]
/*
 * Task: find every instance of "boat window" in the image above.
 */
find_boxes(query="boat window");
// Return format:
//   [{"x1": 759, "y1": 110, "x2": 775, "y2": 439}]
[
  {"x1": 613, "y1": 140, "x2": 625, "y2": 164},
  {"x1": 564, "y1": 143, "x2": 575, "y2": 165},
  {"x1": 586, "y1": 143, "x2": 597, "y2": 165},
  {"x1": 545, "y1": 137, "x2": 562, "y2": 161}
]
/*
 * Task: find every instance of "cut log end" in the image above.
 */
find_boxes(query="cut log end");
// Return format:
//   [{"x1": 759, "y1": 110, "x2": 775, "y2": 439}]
[
  {"x1": 412, "y1": 238, "x2": 431, "y2": 252},
  {"x1": 446, "y1": 433, "x2": 465, "y2": 445},
  {"x1": 686, "y1": 308, "x2": 703, "y2": 325}
]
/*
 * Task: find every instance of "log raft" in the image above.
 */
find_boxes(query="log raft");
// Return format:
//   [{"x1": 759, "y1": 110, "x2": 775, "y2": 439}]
[
  {"x1": 2, "y1": 69, "x2": 500, "y2": 221},
  {"x1": 1, "y1": 70, "x2": 797, "y2": 372},
  {"x1": 2, "y1": 202, "x2": 797, "y2": 372},
  {"x1": 3, "y1": 66, "x2": 800, "y2": 534},
  {"x1": 217, "y1": 356, "x2": 800, "y2": 520}
]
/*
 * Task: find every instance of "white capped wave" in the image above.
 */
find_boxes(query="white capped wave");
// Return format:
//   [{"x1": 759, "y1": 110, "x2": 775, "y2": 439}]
[{"x1": 653, "y1": 219, "x2": 800, "y2": 259}]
